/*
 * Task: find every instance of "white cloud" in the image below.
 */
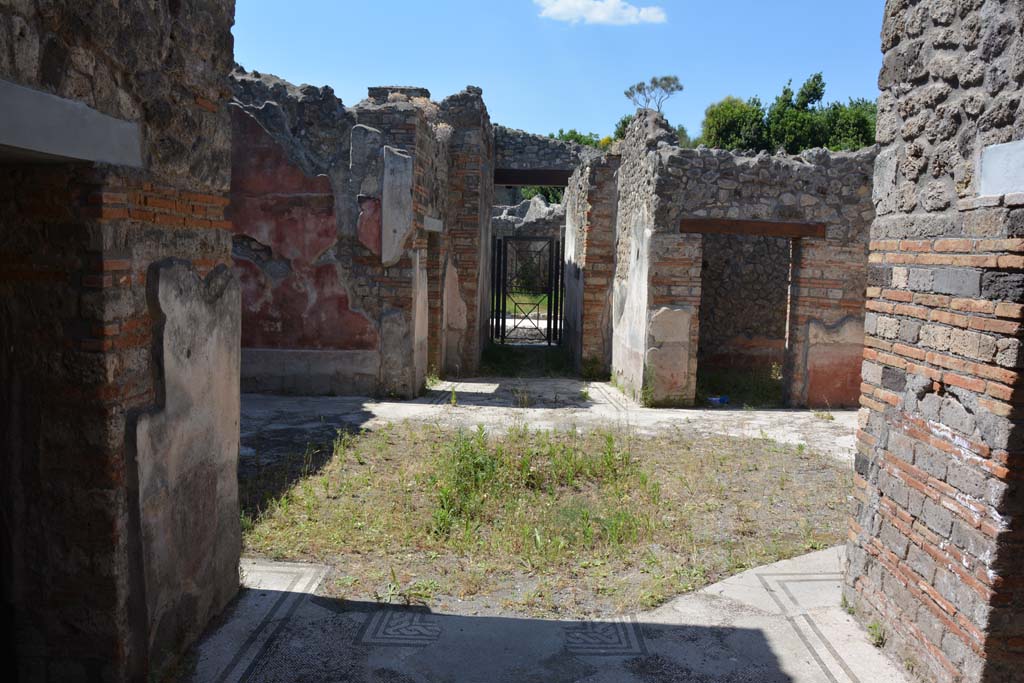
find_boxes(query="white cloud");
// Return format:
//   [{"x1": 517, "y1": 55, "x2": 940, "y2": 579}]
[{"x1": 534, "y1": 0, "x2": 668, "y2": 26}]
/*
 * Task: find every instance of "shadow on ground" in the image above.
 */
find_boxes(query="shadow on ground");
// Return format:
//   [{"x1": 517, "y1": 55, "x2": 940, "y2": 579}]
[{"x1": 191, "y1": 593, "x2": 792, "y2": 683}]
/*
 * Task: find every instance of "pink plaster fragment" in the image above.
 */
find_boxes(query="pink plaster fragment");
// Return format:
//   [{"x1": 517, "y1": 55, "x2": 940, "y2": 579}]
[{"x1": 357, "y1": 196, "x2": 382, "y2": 257}]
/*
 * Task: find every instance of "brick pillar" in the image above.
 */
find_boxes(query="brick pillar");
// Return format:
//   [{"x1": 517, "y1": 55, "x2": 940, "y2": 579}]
[
  {"x1": 440, "y1": 87, "x2": 495, "y2": 376},
  {"x1": 844, "y1": 2, "x2": 1024, "y2": 681}
]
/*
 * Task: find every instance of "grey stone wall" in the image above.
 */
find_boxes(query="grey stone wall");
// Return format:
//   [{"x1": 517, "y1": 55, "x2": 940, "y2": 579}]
[
  {"x1": 495, "y1": 125, "x2": 599, "y2": 172},
  {"x1": 665, "y1": 144, "x2": 876, "y2": 407},
  {"x1": 491, "y1": 196, "x2": 565, "y2": 240},
  {"x1": 844, "y1": 2, "x2": 1024, "y2": 682},
  {"x1": 698, "y1": 234, "x2": 791, "y2": 368}
]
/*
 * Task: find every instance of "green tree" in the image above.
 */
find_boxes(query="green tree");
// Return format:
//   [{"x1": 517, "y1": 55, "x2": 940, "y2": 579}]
[
  {"x1": 613, "y1": 113, "x2": 635, "y2": 140},
  {"x1": 821, "y1": 98, "x2": 877, "y2": 151},
  {"x1": 698, "y1": 73, "x2": 875, "y2": 154},
  {"x1": 675, "y1": 124, "x2": 693, "y2": 148},
  {"x1": 699, "y1": 96, "x2": 768, "y2": 151},
  {"x1": 520, "y1": 186, "x2": 563, "y2": 203},
  {"x1": 624, "y1": 75, "x2": 684, "y2": 112},
  {"x1": 550, "y1": 128, "x2": 602, "y2": 148},
  {"x1": 765, "y1": 74, "x2": 828, "y2": 153}
]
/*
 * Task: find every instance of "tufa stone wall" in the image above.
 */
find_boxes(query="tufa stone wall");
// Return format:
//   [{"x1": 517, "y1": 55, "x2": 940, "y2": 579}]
[
  {"x1": 491, "y1": 196, "x2": 565, "y2": 240},
  {"x1": 494, "y1": 125, "x2": 598, "y2": 174},
  {"x1": 670, "y1": 144, "x2": 876, "y2": 408},
  {"x1": 844, "y1": 1, "x2": 1024, "y2": 682},
  {"x1": 564, "y1": 154, "x2": 621, "y2": 377},
  {"x1": 0, "y1": 1, "x2": 240, "y2": 680},
  {"x1": 609, "y1": 110, "x2": 875, "y2": 407}
]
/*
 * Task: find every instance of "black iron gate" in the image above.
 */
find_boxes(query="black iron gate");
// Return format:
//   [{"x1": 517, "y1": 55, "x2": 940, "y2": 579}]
[{"x1": 490, "y1": 236, "x2": 564, "y2": 345}]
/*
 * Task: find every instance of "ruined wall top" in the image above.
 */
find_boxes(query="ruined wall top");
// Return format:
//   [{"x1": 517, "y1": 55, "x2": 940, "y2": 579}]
[
  {"x1": 617, "y1": 109, "x2": 877, "y2": 234},
  {"x1": 494, "y1": 125, "x2": 602, "y2": 172},
  {"x1": 367, "y1": 86, "x2": 432, "y2": 102},
  {"x1": 491, "y1": 195, "x2": 565, "y2": 238},
  {"x1": 231, "y1": 68, "x2": 355, "y2": 176}
]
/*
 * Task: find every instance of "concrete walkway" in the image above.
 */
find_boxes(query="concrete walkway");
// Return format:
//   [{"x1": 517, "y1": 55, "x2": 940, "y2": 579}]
[
  {"x1": 187, "y1": 547, "x2": 906, "y2": 683},
  {"x1": 241, "y1": 377, "x2": 859, "y2": 466}
]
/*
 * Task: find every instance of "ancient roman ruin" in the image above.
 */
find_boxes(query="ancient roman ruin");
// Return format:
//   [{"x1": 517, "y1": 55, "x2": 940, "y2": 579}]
[{"x1": 1, "y1": 0, "x2": 1022, "y2": 681}]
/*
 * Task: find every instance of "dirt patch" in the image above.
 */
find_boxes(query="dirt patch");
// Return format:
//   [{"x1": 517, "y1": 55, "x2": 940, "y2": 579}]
[{"x1": 241, "y1": 423, "x2": 850, "y2": 618}]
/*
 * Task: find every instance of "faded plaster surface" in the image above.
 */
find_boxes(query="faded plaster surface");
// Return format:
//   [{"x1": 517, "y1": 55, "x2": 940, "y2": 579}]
[
  {"x1": 381, "y1": 146, "x2": 414, "y2": 267},
  {"x1": 134, "y1": 261, "x2": 241, "y2": 670}
]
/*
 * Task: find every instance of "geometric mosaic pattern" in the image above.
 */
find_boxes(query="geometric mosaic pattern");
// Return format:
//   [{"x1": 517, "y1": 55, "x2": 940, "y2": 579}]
[
  {"x1": 757, "y1": 572, "x2": 862, "y2": 683},
  {"x1": 357, "y1": 608, "x2": 443, "y2": 647},
  {"x1": 563, "y1": 616, "x2": 647, "y2": 656}
]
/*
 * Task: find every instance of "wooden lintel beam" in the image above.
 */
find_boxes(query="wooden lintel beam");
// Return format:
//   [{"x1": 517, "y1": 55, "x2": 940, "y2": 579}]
[
  {"x1": 679, "y1": 218, "x2": 826, "y2": 239},
  {"x1": 494, "y1": 168, "x2": 573, "y2": 187}
]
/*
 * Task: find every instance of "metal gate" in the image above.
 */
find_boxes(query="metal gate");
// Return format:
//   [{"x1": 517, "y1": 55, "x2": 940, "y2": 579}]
[{"x1": 489, "y1": 236, "x2": 564, "y2": 345}]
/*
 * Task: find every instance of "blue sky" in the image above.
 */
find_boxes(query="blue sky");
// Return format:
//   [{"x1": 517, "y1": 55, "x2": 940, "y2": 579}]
[{"x1": 234, "y1": 0, "x2": 886, "y2": 139}]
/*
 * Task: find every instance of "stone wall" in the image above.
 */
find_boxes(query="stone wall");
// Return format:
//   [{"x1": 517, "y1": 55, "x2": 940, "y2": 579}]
[
  {"x1": 564, "y1": 154, "x2": 620, "y2": 377},
  {"x1": 674, "y1": 145, "x2": 876, "y2": 407},
  {"x1": 844, "y1": 1, "x2": 1024, "y2": 681},
  {"x1": 0, "y1": 1, "x2": 239, "y2": 680},
  {"x1": 491, "y1": 196, "x2": 565, "y2": 240},
  {"x1": 609, "y1": 110, "x2": 875, "y2": 407},
  {"x1": 494, "y1": 125, "x2": 597, "y2": 174},
  {"x1": 229, "y1": 75, "x2": 482, "y2": 395}
]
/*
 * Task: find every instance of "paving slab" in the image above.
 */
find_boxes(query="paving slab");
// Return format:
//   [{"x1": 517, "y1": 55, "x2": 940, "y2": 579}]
[
  {"x1": 240, "y1": 377, "x2": 858, "y2": 473},
  {"x1": 187, "y1": 547, "x2": 907, "y2": 683}
]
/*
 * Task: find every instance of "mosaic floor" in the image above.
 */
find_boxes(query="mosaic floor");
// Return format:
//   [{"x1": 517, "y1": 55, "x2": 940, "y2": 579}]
[{"x1": 188, "y1": 548, "x2": 907, "y2": 683}]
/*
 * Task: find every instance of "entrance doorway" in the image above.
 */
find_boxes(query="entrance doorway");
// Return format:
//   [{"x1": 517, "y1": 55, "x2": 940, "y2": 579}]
[{"x1": 489, "y1": 236, "x2": 564, "y2": 346}]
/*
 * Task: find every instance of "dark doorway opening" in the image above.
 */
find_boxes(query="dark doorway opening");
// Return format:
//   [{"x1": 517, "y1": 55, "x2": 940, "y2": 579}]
[{"x1": 696, "y1": 233, "x2": 794, "y2": 407}]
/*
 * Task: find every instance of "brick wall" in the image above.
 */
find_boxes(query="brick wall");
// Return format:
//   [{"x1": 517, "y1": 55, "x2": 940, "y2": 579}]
[
  {"x1": 0, "y1": 1, "x2": 238, "y2": 680},
  {"x1": 440, "y1": 87, "x2": 495, "y2": 376},
  {"x1": 844, "y1": 1, "x2": 1024, "y2": 681},
  {"x1": 564, "y1": 154, "x2": 620, "y2": 377}
]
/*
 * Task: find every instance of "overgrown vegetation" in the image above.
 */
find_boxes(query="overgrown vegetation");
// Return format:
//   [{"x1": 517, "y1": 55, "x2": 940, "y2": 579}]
[{"x1": 241, "y1": 423, "x2": 850, "y2": 616}]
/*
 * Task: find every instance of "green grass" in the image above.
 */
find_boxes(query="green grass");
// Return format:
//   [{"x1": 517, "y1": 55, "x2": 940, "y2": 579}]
[
  {"x1": 501, "y1": 292, "x2": 549, "y2": 318},
  {"x1": 868, "y1": 620, "x2": 887, "y2": 648},
  {"x1": 241, "y1": 423, "x2": 851, "y2": 617},
  {"x1": 696, "y1": 363, "x2": 784, "y2": 408}
]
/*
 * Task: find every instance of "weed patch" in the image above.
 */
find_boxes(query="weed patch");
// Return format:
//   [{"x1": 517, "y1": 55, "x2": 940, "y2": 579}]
[{"x1": 242, "y1": 423, "x2": 850, "y2": 617}]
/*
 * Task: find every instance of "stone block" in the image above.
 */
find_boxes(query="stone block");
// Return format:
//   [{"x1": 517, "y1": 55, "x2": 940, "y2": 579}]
[
  {"x1": 982, "y1": 271, "x2": 1024, "y2": 302},
  {"x1": 648, "y1": 306, "x2": 691, "y2": 344},
  {"x1": 933, "y1": 268, "x2": 982, "y2": 297},
  {"x1": 381, "y1": 146, "x2": 414, "y2": 267},
  {"x1": 921, "y1": 498, "x2": 954, "y2": 538}
]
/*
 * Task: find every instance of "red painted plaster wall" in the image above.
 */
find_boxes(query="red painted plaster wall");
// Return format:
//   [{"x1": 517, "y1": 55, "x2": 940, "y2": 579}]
[{"x1": 230, "y1": 108, "x2": 377, "y2": 351}]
